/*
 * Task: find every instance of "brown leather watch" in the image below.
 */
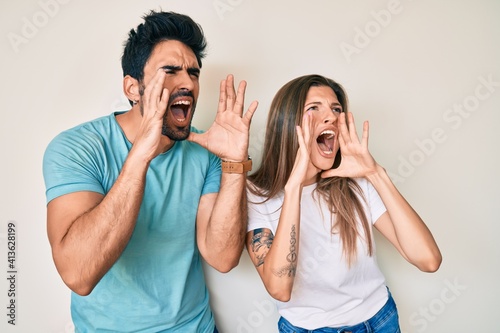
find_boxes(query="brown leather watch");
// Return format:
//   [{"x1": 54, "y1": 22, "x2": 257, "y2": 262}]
[{"x1": 221, "y1": 158, "x2": 252, "y2": 174}]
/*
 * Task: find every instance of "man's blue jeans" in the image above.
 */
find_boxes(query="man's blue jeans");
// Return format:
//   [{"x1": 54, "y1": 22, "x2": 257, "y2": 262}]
[{"x1": 278, "y1": 291, "x2": 400, "y2": 333}]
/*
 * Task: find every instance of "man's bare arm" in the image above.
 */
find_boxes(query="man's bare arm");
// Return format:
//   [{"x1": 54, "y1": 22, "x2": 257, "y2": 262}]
[
  {"x1": 47, "y1": 156, "x2": 149, "y2": 296},
  {"x1": 190, "y1": 75, "x2": 258, "y2": 273},
  {"x1": 196, "y1": 173, "x2": 247, "y2": 272},
  {"x1": 47, "y1": 70, "x2": 170, "y2": 295}
]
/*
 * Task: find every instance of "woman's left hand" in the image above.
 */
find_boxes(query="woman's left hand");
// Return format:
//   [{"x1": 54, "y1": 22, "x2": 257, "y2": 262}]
[{"x1": 321, "y1": 112, "x2": 378, "y2": 179}]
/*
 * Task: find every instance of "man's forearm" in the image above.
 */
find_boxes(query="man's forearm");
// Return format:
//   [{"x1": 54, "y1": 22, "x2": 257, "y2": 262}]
[
  {"x1": 52, "y1": 155, "x2": 149, "y2": 295},
  {"x1": 203, "y1": 173, "x2": 247, "y2": 272}
]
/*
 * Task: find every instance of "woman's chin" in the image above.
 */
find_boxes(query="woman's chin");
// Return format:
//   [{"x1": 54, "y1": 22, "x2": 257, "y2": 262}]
[{"x1": 311, "y1": 158, "x2": 335, "y2": 172}]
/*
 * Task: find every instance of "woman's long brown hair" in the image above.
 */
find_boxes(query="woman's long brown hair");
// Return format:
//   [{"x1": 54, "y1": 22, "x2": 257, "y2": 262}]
[{"x1": 248, "y1": 74, "x2": 373, "y2": 266}]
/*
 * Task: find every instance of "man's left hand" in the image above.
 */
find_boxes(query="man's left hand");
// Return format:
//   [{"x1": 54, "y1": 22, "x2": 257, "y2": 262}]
[{"x1": 188, "y1": 74, "x2": 258, "y2": 161}]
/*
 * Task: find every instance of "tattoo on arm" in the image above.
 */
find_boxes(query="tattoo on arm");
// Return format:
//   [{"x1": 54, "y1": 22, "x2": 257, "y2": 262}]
[
  {"x1": 273, "y1": 224, "x2": 297, "y2": 278},
  {"x1": 250, "y1": 228, "x2": 274, "y2": 267}
]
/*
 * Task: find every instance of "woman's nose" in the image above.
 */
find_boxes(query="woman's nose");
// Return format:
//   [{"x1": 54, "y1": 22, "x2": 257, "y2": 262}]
[{"x1": 323, "y1": 110, "x2": 338, "y2": 124}]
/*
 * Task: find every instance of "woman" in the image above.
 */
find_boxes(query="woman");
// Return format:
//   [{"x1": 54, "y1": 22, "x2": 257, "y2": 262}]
[{"x1": 246, "y1": 74, "x2": 442, "y2": 332}]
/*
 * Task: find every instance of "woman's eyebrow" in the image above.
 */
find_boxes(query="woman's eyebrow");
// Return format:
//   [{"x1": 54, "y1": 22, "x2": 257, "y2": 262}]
[
  {"x1": 304, "y1": 101, "x2": 341, "y2": 108},
  {"x1": 304, "y1": 101, "x2": 321, "y2": 107}
]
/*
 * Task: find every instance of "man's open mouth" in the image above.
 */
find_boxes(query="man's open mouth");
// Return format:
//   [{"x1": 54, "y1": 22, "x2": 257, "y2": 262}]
[
  {"x1": 317, "y1": 130, "x2": 335, "y2": 154},
  {"x1": 170, "y1": 100, "x2": 191, "y2": 122}
]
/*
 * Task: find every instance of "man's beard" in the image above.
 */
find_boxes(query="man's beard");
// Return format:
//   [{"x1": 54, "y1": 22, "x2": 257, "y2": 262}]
[
  {"x1": 161, "y1": 118, "x2": 192, "y2": 141},
  {"x1": 139, "y1": 87, "x2": 196, "y2": 141}
]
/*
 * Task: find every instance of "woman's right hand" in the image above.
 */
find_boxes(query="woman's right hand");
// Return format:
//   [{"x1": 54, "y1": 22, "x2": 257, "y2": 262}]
[{"x1": 286, "y1": 112, "x2": 317, "y2": 188}]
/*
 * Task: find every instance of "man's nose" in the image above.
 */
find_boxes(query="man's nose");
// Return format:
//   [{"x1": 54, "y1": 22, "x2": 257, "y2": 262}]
[{"x1": 176, "y1": 70, "x2": 195, "y2": 91}]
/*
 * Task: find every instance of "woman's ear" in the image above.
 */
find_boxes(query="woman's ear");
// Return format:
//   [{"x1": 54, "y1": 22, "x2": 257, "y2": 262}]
[{"x1": 123, "y1": 75, "x2": 140, "y2": 105}]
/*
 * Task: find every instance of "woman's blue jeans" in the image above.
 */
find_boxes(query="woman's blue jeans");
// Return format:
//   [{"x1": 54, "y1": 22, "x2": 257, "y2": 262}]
[{"x1": 278, "y1": 291, "x2": 400, "y2": 333}]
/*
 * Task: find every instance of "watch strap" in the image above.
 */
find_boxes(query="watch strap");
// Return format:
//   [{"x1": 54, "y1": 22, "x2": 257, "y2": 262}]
[{"x1": 221, "y1": 159, "x2": 252, "y2": 174}]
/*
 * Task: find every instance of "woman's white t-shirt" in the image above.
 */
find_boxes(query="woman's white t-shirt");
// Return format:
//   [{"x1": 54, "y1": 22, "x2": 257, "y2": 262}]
[{"x1": 247, "y1": 178, "x2": 389, "y2": 329}]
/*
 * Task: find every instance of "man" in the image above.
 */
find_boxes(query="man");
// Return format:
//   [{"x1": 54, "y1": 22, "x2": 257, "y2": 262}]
[{"x1": 43, "y1": 10, "x2": 258, "y2": 332}]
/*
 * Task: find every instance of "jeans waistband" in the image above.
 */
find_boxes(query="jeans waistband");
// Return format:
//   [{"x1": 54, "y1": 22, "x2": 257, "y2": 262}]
[
  {"x1": 278, "y1": 289, "x2": 398, "y2": 333},
  {"x1": 339, "y1": 291, "x2": 397, "y2": 332}
]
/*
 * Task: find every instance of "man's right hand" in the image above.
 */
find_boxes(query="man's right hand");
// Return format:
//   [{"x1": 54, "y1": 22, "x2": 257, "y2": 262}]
[{"x1": 131, "y1": 69, "x2": 170, "y2": 163}]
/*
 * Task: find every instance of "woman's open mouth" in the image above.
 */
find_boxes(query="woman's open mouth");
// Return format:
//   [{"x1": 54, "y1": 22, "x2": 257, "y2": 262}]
[{"x1": 316, "y1": 130, "x2": 335, "y2": 155}]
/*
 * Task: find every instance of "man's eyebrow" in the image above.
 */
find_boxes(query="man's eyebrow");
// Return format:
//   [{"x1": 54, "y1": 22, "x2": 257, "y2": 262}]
[
  {"x1": 160, "y1": 65, "x2": 182, "y2": 71},
  {"x1": 188, "y1": 67, "x2": 200, "y2": 75},
  {"x1": 159, "y1": 65, "x2": 200, "y2": 76}
]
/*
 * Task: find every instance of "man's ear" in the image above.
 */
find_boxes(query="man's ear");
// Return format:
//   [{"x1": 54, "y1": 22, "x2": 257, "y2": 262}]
[{"x1": 123, "y1": 75, "x2": 140, "y2": 104}]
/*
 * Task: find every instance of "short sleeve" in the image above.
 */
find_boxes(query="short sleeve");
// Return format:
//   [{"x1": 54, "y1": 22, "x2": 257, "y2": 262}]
[
  {"x1": 201, "y1": 152, "x2": 221, "y2": 196},
  {"x1": 359, "y1": 178, "x2": 387, "y2": 224},
  {"x1": 43, "y1": 131, "x2": 105, "y2": 203},
  {"x1": 246, "y1": 187, "x2": 281, "y2": 234}
]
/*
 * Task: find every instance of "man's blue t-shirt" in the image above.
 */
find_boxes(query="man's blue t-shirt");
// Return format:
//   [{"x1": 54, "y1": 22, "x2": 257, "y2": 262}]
[{"x1": 43, "y1": 112, "x2": 221, "y2": 332}]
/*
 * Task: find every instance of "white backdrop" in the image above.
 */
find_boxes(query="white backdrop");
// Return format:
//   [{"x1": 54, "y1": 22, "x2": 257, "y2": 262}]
[{"x1": 1, "y1": 0, "x2": 499, "y2": 332}]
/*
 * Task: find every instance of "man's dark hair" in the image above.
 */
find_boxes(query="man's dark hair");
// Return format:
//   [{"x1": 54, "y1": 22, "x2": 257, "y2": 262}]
[{"x1": 121, "y1": 10, "x2": 207, "y2": 83}]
